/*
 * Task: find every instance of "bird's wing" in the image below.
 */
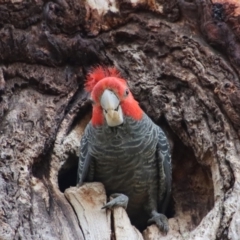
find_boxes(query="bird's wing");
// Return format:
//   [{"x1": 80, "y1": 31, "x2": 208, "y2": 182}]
[
  {"x1": 77, "y1": 125, "x2": 94, "y2": 186},
  {"x1": 156, "y1": 127, "x2": 172, "y2": 214}
]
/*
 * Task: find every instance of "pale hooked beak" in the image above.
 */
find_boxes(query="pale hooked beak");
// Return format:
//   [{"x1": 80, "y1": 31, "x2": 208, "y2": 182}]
[{"x1": 100, "y1": 89, "x2": 123, "y2": 127}]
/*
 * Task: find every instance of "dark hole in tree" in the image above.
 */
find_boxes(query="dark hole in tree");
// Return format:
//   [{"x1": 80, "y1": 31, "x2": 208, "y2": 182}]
[
  {"x1": 171, "y1": 135, "x2": 214, "y2": 230},
  {"x1": 58, "y1": 153, "x2": 78, "y2": 192},
  {"x1": 158, "y1": 116, "x2": 214, "y2": 230},
  {"x1": 58, "y1": 109, "x2": 92, "y2": 192}
]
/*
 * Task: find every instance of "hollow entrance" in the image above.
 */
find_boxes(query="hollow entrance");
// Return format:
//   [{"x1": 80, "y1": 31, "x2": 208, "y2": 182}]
[
  {"x1": 172, "y1": 135, "x2": 214, "y2": 230},
  {"x1": 58, "y1": 153, "x2": 78, "y2": 192}
]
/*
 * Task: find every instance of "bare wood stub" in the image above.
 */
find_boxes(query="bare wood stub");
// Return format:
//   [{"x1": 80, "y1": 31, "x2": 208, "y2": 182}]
[
  {"x1": 65, "y1": 183, "x2": 111, "y2": 240},
  {"x1": 113, "y1": 206, "x2": 144, "y2": 240},
  {"x1": 65, "y1": 183, "x2": 146, "y2": 240},
  {"x1": 143, "y1": 219, "x2": 182, "y2": 240}
]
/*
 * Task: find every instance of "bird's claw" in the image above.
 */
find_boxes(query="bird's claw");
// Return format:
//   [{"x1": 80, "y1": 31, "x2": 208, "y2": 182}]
[
  {"x1": 102, "y1": 193, "x2": 129, "y2": 210},
  {"x1": 148, "y1": 212, "x2": 169, "y2": 234}
]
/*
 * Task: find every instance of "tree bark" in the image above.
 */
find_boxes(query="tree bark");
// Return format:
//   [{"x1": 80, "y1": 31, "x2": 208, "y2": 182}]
[{"x1": 1, "y1": 0, "x2": 240, "y2": 239}]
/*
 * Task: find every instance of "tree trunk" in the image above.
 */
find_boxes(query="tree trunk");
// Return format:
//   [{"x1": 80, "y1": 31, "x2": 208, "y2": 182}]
[{"x1": 1, "y1": 0, "x2": 240, "y2": 239}]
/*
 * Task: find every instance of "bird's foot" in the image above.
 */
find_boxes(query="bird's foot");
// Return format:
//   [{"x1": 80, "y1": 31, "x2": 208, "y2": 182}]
[
  {"x1": 102, "y1": 193, "x2": 129, "y2": 210},
  {"x1": 148, "y1": 211, "x2": 169, "y2": 234}
]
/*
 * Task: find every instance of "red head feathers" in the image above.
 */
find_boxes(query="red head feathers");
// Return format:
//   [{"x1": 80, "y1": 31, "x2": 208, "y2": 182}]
[
  {"x1": 85, "y1": 66, "x2": 143, "y2": 126},
  {"x1": 85, "y1": 66, "x2": 120, "y2": 92}
]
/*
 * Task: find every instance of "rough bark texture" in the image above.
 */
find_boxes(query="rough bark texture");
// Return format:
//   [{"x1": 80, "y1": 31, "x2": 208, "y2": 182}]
[{"x1": 1, "y1": 0, "x2": 240, "y2": 239}]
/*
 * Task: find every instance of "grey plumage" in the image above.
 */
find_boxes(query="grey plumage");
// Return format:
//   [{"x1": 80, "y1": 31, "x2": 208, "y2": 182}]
[{"x1": 77, "y1": 113, "x2": 171, "y2": 231}]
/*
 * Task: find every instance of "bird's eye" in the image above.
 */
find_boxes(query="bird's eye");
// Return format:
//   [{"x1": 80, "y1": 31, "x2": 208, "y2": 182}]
[
  {"x1": 114, "y1": 105, "x2": 119, "y2": 111},
  {"x1": 125, "y1": 89, "x2": 129, "y2": 96},
  {"x1": 104, "y1": 109, "x2": 108, "y2": 114}
]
